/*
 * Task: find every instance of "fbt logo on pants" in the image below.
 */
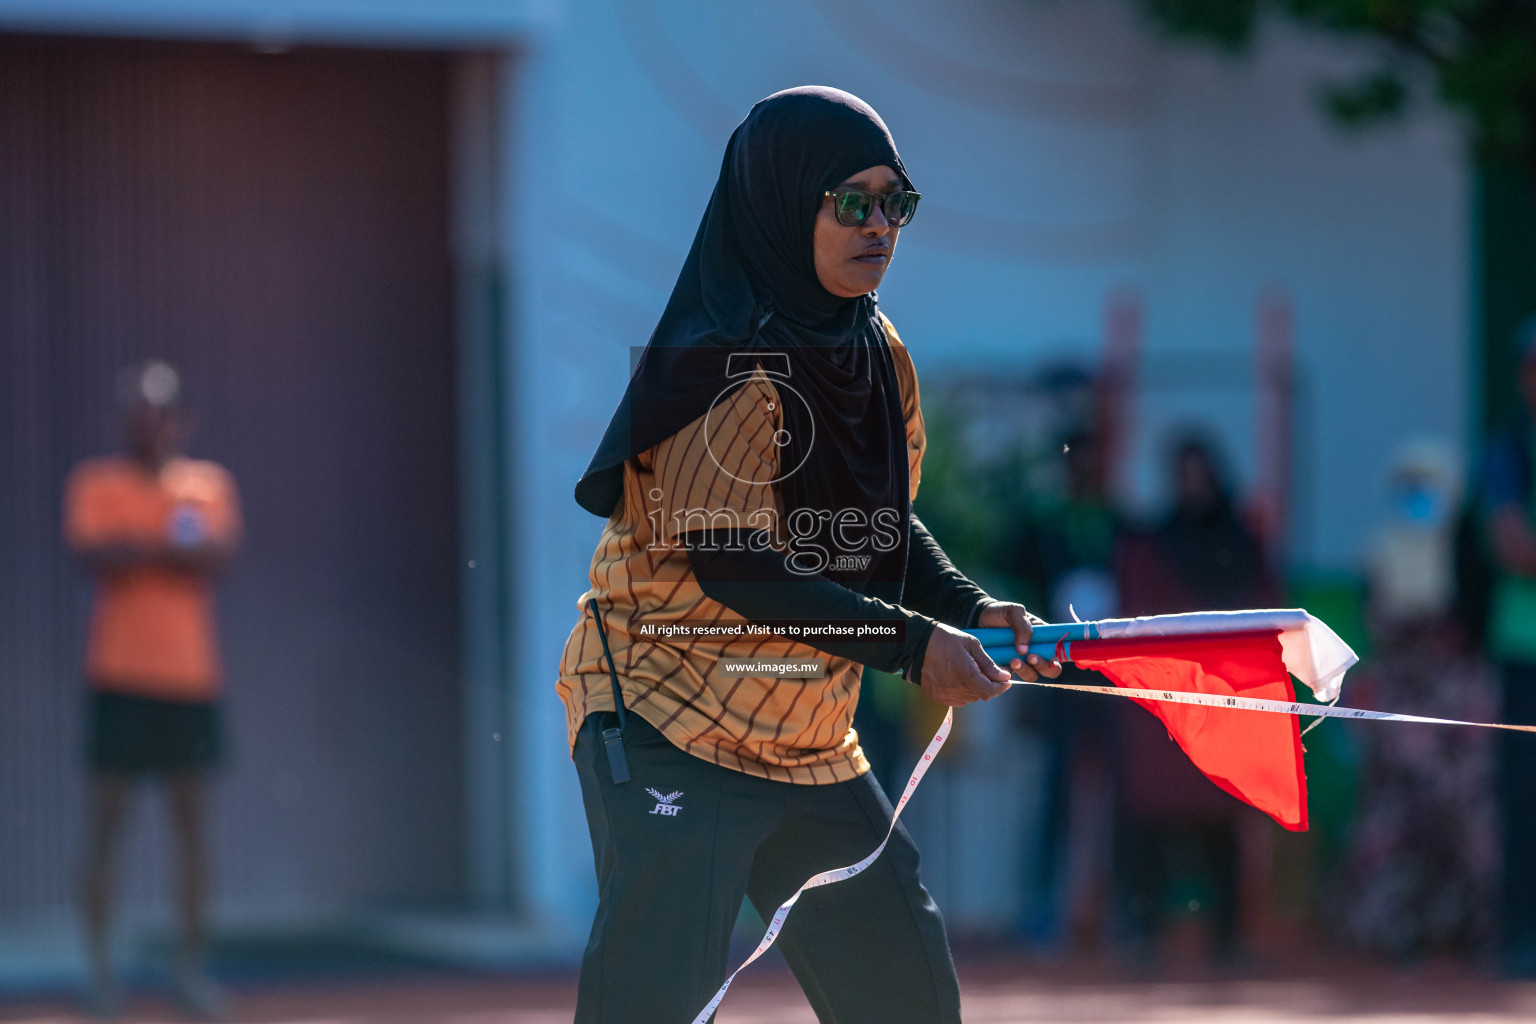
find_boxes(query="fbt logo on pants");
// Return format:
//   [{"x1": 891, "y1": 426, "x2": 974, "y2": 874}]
[{"x1": 647, "y1": 788, "x2": 683, "y2": 816}]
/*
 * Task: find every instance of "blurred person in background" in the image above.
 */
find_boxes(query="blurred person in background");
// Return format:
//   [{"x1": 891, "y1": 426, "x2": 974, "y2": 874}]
[
  {"x1": 64, "y1": 361, "x2": 241, "y2": 1019},
  {"x1": 1112, "y1": 432, "x2": 1279, "y2": 963},
  {"x1": 1010, "y1": 427, "x2": 1125, "y2": 950},
  {"x1": 1016, "y1": 428, "x2": 1121, "y2": 628},
  {"x1": 1481, "y1": 321, "x2": 1536, "y2": 976},
  {"x1": 1340, "y1": 439, "x2": 1496, "y2": 960}
]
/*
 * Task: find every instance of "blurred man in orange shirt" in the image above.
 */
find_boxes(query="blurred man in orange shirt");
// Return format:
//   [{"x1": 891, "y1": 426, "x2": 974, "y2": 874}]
[{"x1": 65, "y1": 361, "x2": 240, "y2": 1019}]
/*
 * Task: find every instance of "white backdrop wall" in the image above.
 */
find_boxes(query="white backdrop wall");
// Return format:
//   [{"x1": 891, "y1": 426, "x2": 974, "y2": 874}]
[{"x1": 510, "y1": 0, "x2": 1468, "y2": 930}]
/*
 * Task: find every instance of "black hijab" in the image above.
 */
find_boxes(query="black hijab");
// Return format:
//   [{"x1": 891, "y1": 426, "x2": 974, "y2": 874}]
[{"x1": 574, "y1": 86, "x2": 915, "y2": 598}]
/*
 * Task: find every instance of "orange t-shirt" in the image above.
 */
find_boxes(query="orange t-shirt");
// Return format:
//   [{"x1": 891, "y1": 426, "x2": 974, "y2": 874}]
[{"x1": 64, "y1": 456, "x2": 241, "y2": 701}]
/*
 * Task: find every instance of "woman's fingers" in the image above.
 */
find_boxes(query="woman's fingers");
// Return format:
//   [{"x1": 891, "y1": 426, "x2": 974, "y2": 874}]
[
  {"x1": 990, "y1": 603, "x2": 1066, "y2": 681},
  {"x1": 965, "y1": 634, "x2": 1010, "y2": 683},
  {"x1": 1032, "y1": 652, "x2": 1064, "y2": 679},
  {"x1": 1006, "y1": 604, "x2": 1036, "y2": 657},
  {"x1": 962, "y1": 636, "x2": 1011, "y2": 702},
  {"x1": 1007, "y1": 652, "x2": 1064, "y2": 682},
  {"x1": 921, "y1": 622, "x2": 1062, "y2": 705},
  {"x1": 922, "y1": 627, "x2": 1011, "y2": 706}
]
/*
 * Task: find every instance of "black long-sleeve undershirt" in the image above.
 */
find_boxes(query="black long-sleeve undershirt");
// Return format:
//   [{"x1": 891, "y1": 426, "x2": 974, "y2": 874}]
[
  {"x1": 903, "y1": 514, "x2": 995, "y2": 629},
  {"x1": 682, "y1": 515, "x2": 994, "y2": 685}
]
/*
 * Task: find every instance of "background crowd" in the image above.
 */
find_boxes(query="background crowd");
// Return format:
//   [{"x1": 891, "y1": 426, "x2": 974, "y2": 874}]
[{"x1": 851, "y1": 331, "x2": 1536, "y2": 973}]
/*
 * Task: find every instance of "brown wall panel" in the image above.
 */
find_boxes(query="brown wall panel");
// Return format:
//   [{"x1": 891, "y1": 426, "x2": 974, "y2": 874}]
[{"x1": 0, "y1": 36, "x2": 464, "y2": 927}]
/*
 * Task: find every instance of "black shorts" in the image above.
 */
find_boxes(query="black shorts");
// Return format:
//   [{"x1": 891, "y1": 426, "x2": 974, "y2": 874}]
[{"x1": 88, "y1": 690, "x2": 223, "y2": 774}]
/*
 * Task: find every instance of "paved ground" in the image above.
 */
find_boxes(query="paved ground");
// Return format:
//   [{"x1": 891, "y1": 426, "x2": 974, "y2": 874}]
[{"x1": 3, "y1": 953, "x2": 1532, "y2": 1023}]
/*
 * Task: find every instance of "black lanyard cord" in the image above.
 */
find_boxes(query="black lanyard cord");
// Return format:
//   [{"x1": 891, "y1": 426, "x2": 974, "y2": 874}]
[{"x1": 587, "y1": 597, "x2": 630, "y2": 784}]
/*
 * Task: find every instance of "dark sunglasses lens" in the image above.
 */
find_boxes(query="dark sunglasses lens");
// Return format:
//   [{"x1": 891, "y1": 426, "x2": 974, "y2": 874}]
[
  {"x1": 885, "y1": 192, "x2": 918, "y2": 226},
  {"x1": 834, "y1": 192, "x2": 872, "y2": 227}
]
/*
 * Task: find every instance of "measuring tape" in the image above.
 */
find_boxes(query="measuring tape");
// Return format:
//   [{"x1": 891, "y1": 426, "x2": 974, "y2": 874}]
[
  {"x1": 691, "y1": 668, "x2": 1531, "y2": 1023},
  {"x1": 1009, "y1": 675, "x2": 1536, "y2": 732}
]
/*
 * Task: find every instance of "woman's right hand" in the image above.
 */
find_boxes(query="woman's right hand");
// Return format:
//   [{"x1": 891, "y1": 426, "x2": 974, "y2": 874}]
[{"x1": 916, "y1": 622, "x2": 1012, "y2": 706}]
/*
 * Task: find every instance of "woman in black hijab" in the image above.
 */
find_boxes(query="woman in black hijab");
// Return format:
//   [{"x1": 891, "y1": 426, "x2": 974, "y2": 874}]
[
  {"x1": 1113, "y1": 434, "x2": 1279, "y2": 960},
  {"x1": 559, "y1": 87, "x2": 1056, "y2": 1024}
]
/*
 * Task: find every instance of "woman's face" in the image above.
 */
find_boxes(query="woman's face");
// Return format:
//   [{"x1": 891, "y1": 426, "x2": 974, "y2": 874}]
[{"x1": 813, "y1": 164, "x2": 902, "y2": 298}]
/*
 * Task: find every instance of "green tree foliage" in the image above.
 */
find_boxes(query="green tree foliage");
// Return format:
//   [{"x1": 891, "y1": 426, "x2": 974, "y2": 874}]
[
  {"x1": 912, "y1": 391, "x2": 1044, "y2": 609},
  {"x1": 1135, "y1": 0, "x2": 1536, "y2": 169}
]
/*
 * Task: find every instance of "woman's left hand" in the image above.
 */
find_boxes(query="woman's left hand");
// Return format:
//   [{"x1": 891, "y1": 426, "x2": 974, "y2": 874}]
[{"x1": 974, "y1": 601, "x2": 1063, "y2": 683}]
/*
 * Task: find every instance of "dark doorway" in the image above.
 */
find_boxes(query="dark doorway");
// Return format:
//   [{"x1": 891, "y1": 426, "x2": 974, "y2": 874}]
[{"x1": 0, "y1": 36, "x2": 464, "y2": 925}]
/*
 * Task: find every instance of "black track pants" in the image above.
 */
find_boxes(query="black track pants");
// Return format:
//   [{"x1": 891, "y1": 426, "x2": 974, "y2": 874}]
[{"x1": 572, "y1": 710, "x2": 962, "y2": 1024}]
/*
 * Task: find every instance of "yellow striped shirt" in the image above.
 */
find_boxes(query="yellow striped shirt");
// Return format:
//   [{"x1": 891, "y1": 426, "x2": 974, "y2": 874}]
[{"x1": 556, "y1": 315, "x2": 926, "y2": 784}]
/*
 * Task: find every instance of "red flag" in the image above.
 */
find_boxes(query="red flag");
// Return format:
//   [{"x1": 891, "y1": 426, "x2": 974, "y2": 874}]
[{"x1": 1071, "y1": 630, "x2": 1308, "y2": 830}]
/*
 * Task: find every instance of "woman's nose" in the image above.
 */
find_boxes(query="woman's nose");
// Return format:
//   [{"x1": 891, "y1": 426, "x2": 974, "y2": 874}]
[{"x1": 863, "y1": 205, "x2": 891, "y2": 236}]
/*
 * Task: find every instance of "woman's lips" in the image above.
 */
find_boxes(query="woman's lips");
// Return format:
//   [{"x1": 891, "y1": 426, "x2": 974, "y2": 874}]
[{"x1": 854, "y1": 251, "x2": 889, "y2": 265}]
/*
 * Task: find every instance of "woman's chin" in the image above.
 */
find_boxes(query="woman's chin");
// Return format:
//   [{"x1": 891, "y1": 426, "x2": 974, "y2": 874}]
[{"x1": 833, "y1": 270, "x2": 885, "y2": 297}]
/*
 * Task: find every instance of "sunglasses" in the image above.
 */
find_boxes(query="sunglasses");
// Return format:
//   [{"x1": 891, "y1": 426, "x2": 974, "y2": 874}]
[{"x1": 822, "y1": 189, "x2": 922, "y2": 228}]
